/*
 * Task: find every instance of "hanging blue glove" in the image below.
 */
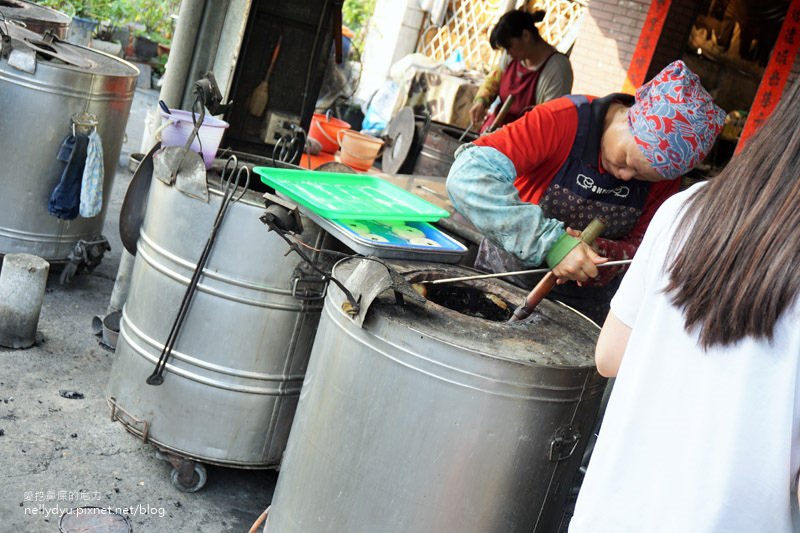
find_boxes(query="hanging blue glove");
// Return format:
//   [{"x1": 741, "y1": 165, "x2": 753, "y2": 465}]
[{"x1": 48, "y1": 134, "x2": 89, "y2": 220}]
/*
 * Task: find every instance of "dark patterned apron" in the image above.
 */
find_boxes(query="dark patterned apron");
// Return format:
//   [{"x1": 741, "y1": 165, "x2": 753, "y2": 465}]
[
  {"x1": 476, "y1": 93, "x2": 651, "y2": 324},
  {"x1": 479, "y1": 54, "x2": 557, "y2": 134}
]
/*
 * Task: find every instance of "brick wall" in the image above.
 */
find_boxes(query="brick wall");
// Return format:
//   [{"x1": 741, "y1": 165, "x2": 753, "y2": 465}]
[
  {"x1": 570, "y1": 0, "x2": 652, "y2": 95},
  {"x1": 570, "y1": 0, "x2": 800, "y2": 99}
]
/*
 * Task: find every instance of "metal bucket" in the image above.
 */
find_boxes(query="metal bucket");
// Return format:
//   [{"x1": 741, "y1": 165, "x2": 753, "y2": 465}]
[
  {"x1": 106, "y1": 175, "x2": 329, "y2": 468},
  {"x1": 267, "y1": 259, "x2": 605, "y2": 533},
  {"x1": 414, "y1": 120, "x2": 477, "y2": 177},
  {"x1": 0, "y1": 24, "x2": 137, "y2": 262},
  {"x1": 0, "y1": 0, "x2": 71, "y2": 39}
]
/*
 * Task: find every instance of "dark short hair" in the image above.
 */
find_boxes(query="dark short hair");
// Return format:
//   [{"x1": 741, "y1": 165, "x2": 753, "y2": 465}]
[{"x1": 489, "y1": 9, "x2": 545, "y2": 50}]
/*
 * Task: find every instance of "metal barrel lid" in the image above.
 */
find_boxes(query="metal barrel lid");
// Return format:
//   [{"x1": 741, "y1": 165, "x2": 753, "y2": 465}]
[
  {"x1": 0, "y1": 0, "x2": 71, "y2": 34},
  {"x1": 331, "y1": 259, "x2": 600, "y2": 367},
  {"x1": 382, "y1": 107, "x2": 420, "y2": 175},
  {"x1": 2, "y1": 21, "x2": 138, "y2": 77}
]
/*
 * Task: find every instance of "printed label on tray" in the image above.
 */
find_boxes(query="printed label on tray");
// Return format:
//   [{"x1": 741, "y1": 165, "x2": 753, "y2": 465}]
[{"x1": 333, "y1": 219, "x2": 465, "y2": 251}]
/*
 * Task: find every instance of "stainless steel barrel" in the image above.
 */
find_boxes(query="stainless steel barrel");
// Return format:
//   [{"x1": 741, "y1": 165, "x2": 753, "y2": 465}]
[
  {"x1": 0, "y1": 0, "x2": 71, "y2": 39},
  {"x1": 415, "y1": 121, "x2": 477, "y2": 177},
  {"x1": 0, "y1": 24, "x2": 137, "y2": 261},
  {"x1": 267, "y1": 260, "x2": 605, "y2": 532},
  {"x1": 106, "y1": 174, "x2": 328, "y2": 467}
]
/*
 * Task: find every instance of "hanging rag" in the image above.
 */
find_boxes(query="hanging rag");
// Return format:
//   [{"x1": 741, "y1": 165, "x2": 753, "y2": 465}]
[
  {"x1": 80, "y1": 130, "x2": 104, "y2": 218},
  {"x1": 418, "y1": 0, "x2": 449, "y2": 27},
  {"x1": 48, "y1": 134, "x2": 89, "y2": 220}
]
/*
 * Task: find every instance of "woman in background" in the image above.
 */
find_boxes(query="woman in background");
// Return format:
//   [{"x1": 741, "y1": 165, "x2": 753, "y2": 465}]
[
  {"x1": 570, "y1": 77, "x2": 800, "y2": 532},
  {"x1": 469, "y1": 9, "x2": 573, "y2": 132}
]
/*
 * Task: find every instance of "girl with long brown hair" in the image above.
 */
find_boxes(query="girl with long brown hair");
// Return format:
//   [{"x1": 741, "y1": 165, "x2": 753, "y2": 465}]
[{"x1": 569, "y1": 78, "x2": 800, "y2": 531}]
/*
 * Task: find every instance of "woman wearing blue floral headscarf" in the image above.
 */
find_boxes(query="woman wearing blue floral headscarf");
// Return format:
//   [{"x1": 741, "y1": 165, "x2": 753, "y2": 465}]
[{"x1": 446, "y1": 60, "x2": 724, "y2": 323}]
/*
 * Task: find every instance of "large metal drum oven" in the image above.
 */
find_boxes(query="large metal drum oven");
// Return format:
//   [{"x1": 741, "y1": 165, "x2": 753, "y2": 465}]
[
  {"x1": 266, "y1": 259, "x2": 606, "y2": 532},
  {"x1": 0, "y1": 24, "x2": 137, "y2": 269},
  {"x1": 106, "y1": 172, "x2": 329, "y2": 492}
]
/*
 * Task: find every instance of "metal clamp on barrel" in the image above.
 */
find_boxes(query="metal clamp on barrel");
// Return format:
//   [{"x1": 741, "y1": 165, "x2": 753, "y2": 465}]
[
  {"x1": 291, "y1": 277, "x2": 328, "y2": 301},
  {"x1": 549, "y1": 425, "x2": 581, "y2": 461},
  {"x1": 291, "y1": 264, "x2": 328, "y2": 301},
  {"x1": 261, "y1": 192, "x2": 303, "y2": 234}
]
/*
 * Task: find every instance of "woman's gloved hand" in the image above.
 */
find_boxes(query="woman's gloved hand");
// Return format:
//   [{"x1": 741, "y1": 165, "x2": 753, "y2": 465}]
[
  {"x1": 552, "y1": 227, "x2": 608, "y2": 284},
  {"x1": 469, "y1": 100, "x2": 488, "y2": 127}
]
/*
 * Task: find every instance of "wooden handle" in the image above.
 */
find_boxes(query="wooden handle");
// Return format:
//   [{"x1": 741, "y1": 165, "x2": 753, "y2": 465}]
[
  {"x1": 265, "y1": 35, "x2": 283, "y2": 82},
  {"x1": 510, "y1": 272, "x2": 557, "y2": 322},
  {"x1": 579, "y1": 218, "x2": 606, "y2": 245},
  {"x1": 486, "y1": 94, "x2": 515, "y2": 133},
  {"x1": 333, "y1": 1, "x2": 343, "y2": 64},
  {"x1": 508, "y1": 218, "x2": 607, "y2": 322}
]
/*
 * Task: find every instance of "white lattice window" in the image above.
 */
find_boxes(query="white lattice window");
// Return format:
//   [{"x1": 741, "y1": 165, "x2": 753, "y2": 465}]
[
  {"x1": 525, "y1": 0, "x2": 588, "y2": 53},
  {"x1": 418, "y1": 0, "x2": 588, "y2": 74}
]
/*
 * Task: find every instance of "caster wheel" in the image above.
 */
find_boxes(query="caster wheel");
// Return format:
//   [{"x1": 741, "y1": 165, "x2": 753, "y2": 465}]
[
  {"x1": 170, "y1": 463, "x2": 207, "y2": 493},
  {"x1": 59, "y1": 262, "x2": 79, "y2": 285}
]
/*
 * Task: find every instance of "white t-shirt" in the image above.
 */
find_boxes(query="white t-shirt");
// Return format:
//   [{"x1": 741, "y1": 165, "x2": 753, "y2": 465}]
[{"x1": 570, "y1": 184, "x2": 800, "y2": 532}]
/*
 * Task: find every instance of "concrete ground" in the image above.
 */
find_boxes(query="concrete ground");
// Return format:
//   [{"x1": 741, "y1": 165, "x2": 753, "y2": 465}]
[{"x1": 0, "y1": 87, "x2": 276, "y2": 533}]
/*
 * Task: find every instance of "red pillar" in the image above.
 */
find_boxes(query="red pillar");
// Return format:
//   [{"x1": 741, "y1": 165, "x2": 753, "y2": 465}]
[
  {"x1": 622, "y1": 0, "x2": 673, "y2": 93},
  {"x1": 736, "y1": 0, "x2": 800, "y2": 152}
]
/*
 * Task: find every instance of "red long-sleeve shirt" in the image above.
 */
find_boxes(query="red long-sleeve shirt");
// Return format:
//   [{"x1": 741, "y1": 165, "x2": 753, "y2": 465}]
[{"x1": 474, "y1": 96, "x2": 680, "y2": 284}]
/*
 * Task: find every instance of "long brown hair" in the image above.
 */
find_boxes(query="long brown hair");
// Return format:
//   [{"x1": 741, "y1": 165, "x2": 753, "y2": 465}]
[{"x1": 666, "y1": 78, "x2": 800, "y2": 349}]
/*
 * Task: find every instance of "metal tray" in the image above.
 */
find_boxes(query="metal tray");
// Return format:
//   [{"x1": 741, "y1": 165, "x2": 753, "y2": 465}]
[
  {"x1": 305, "y1": 211, "x2": 467, "y2": 263},
  {"x1": 254, "y1": 167, "x2": 450, "y2": 222}
]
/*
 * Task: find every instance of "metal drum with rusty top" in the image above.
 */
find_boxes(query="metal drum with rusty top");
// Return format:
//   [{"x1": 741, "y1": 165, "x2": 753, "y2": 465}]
[
  {"x1": 415, "y1": 120, "x2": 478, "y2": 176},
  {"x1": 0, "y1": 0, "x2": 71, "y2": 39},
  {"x1": 0, "y1": 24, "x2": 137, "y2": 266},
  {"x1": 266, "y1": 259, "x2": 605, "y2": 532},
  {"x1": 106, "y1": 173, "x2": 329, "y2": 491}
]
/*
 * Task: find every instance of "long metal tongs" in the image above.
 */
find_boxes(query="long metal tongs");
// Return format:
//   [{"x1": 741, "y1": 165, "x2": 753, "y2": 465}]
[
  {"x1": 173, "y1": 96, "x2": 206, "y2": 182},
  {"x1": 147, "y1": 157, "x2": 250, "y2": 385}
]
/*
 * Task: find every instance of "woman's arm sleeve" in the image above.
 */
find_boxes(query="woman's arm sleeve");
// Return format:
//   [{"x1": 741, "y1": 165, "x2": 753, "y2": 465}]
[
  {"x1": 535, "y1": 54, "x2": 574, "y2": 104},
  {"x1": 475, "y1": 65, "x2": 503, "y2": 104},
  {"x1": 446, "y1": 144, "x2": 565, "y2": 266}
]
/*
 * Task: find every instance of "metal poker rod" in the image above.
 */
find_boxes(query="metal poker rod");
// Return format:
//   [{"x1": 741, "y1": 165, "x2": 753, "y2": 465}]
[{"x1": 419, "y1": 259, "x2": 633, "y2": 286}]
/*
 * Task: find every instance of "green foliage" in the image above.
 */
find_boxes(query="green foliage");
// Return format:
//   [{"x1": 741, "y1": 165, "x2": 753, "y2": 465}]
[
  {"x1": 130, "y1": 0, "x2": 180, "y2": 37},
  {"x1": 342, "y1": 0, "x2": 375, "y2": 33},
  {"x1": 152, "y1": 51, "x2": 168, "y2": 75},
  {"x1": 37, "y1": 0, "x2": 116, "y2": 20},
  {"x1": 36, "y1": 0, "x2": 84, "y2": 18},
  {"x1": 342, "y1": 0, "x2": 376, "y2": 61},
  {"x1": 36, "y1": 0, "x2": 179, "y2": 39}
]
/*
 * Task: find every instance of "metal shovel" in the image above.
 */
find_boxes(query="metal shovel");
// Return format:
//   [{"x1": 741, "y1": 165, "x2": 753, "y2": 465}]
[
  {"x1": 119, "y1": 141, "x2": 160, "y2": 255},
  {"x1": 153, "y1": 100, "x2": 209, "y2": 201},
  {"x1": 152, "y1": 146, "x2": 208, "y2": 202}
]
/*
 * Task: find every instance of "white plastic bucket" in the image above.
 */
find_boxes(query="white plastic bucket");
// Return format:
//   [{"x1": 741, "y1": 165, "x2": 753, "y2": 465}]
[{"x1": 159, "y1": 109, "x2": 229, "y2": 168}]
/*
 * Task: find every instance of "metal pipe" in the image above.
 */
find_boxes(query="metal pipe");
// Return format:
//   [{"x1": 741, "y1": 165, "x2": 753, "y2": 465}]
[
  {"x1": 159, "y1": 0, "x2": 206, "y2": 110},
  {"x1": 107, "y1": 249, "x2": 135, "y2": 315},
  {"x1": 180, "y1": 0, "x2": 230, "y2": 108}
]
